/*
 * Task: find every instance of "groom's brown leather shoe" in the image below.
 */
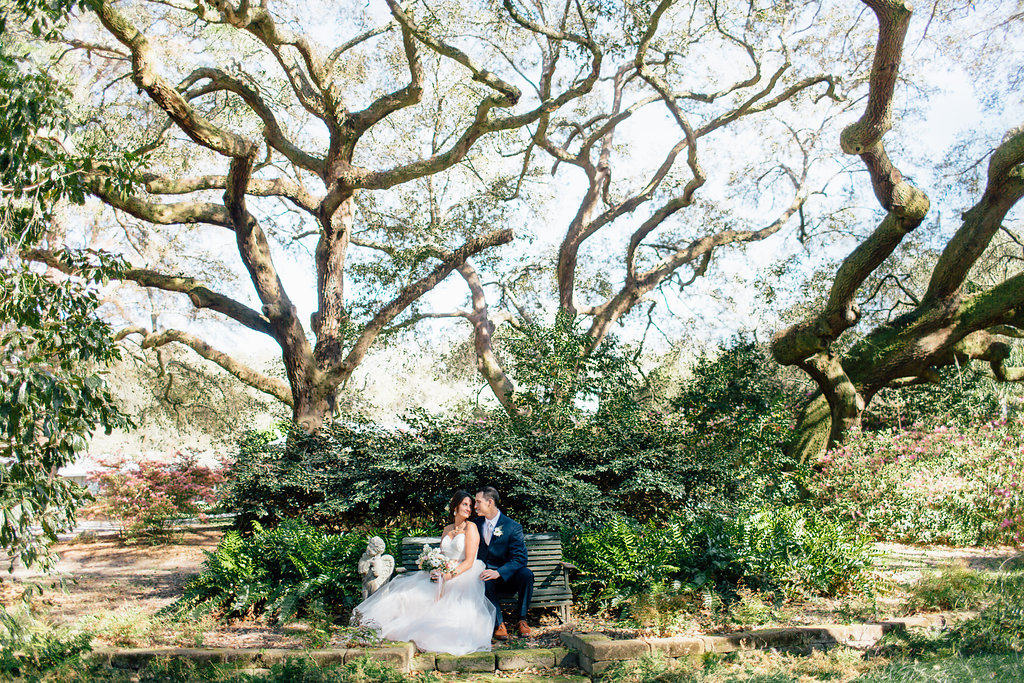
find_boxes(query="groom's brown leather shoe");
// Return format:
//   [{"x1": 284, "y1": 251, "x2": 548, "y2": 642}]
[
  {"x1": 493, "y1": 623, "x2": 509, "y2": 640},
  {"x1": 517, "y1": 620, "x2": 532, "y2": 637}
]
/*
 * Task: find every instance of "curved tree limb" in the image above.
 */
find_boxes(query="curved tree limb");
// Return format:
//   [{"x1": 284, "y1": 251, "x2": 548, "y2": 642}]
[
  {"x1": 456, "y1": 261, "x2": 528, "y2": 418},
  {"x1": 87, "y1": 175, "x2": 233, "y2": 227},
  {"x1": 23, "y1": 248, "x2": 274, "y2": 336},
  {"x1": 205, "y1": 0, "x2": 329, "y2": 119},
  {"x1": 179, "y1": 67, "x2": 325, "y2": 175},
  {"x1": 141, "y1": 172, "x2": 322, "y2": 214},
  {"x1": 120, "y1": 327, "x2": 294, "y2": 406},
  {"x1": 347, "y1": 18, "x2": 424, "y2": 134},
  {"x1": 94, "y1": 0, "x2": 257, "y2": 160},
  {"x1": 586, "y1": 180, "x2": 809, "y2": 350},
  {"x1": 773, "y1": 0, "x2": 928, "y2": 370},
  {"x1": 925, "y1": 124, "x2": 1024, "y2": 300},
  {"x1": 839, "y1": 0, "x2": 929, "y2": 220},
  {"x1": 386, "y1": 0, "x2": 521, "y2": 106},
  {"x1": 327, "y1": 228, "x2": 515, "y2": 389}
]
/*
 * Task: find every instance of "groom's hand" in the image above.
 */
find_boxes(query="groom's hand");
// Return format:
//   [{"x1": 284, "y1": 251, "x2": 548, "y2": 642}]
[{"x1": 480, "y1": 569, "x2": 500, "y2": 581}]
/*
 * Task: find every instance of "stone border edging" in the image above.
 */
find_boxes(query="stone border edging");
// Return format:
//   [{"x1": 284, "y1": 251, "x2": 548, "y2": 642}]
[
  {"x1": 561, "y1": 613, "x2": 966, "y2": 675},
  {"x1": 89, "y1": 643, "x2": 580, "y2": 674},
  {"x1": 88, "y1": 612, "x2": 966, "y2": 677}
]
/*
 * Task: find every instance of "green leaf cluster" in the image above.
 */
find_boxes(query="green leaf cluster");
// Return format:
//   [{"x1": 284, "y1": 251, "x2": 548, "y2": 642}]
[
  {"x1": 0, "y1": 605, "x2": 92, "y2": 678},
  {"x1": 225, "y1": 406, "x2": 739, "y2": 532},
  {"x1": 565, "y1": 506, "x2": 873, "y2": 612},
  {"x1": 0, "y1": 255, "x2": 132, "y2": 570},
  {"x1": 501, "y1": 312, "x2": 639, "y2": 429},
  {"x1": 165, "y1": 520, "x2": 422, "y2": 623},
  {"x1": 1, "y1": 43, "x2": 133, "y2": 570},
  {"x1": 226, "y1": 338, "x2": 800, "y2": 532}
]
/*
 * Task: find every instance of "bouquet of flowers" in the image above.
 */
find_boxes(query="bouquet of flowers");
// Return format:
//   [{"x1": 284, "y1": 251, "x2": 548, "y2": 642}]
[
  {"x1": 416, "y1": 544, "x2": 457, "y2": 574},
  {"x1": 417, "y1": 544, "x2": 458, "y2": 599}
]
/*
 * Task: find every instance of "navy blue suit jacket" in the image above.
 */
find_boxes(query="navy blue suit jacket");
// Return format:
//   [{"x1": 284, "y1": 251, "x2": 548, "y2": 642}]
[{"x1": 474, "y1": 513, "x2": 528, "y2": 581}]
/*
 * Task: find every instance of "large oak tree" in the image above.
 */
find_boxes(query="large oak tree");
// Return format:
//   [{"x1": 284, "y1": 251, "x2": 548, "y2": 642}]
[
  {"x1": 772, "y1": 0, "x2": 1024, "y2": 463},
  {"x1": 19, "y1": 0, "x2": 604, "y2": 432},
  {"x1": 431, "y1": 0, "x2": 846, "y2": 416}
]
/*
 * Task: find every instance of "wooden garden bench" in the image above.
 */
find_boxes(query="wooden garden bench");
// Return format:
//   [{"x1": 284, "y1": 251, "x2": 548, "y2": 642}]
[{"x1": 397, "y1": 532, "x2": 575, "y2": 623}]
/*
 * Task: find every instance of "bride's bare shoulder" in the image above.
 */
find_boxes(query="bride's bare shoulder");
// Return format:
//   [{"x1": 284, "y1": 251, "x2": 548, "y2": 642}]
[{"x1": 466, "y1": 522, "x2": 480, "y2": 537}]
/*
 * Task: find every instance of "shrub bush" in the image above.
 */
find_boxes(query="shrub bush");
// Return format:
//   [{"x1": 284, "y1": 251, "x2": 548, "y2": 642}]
[
  {"x1": 225, "y1": 340, "x2": 799, "y2": 532},
  {"x1": 907, "y1": 563, "x2": 992, "y2": 612},
  {"x1": 226, "y1": 411, "x2": 742, "y2": 532},
  {"x1": 87, "y1": 452, "x2": 226, "y2": 541},
  {"x1": 564, "y1": 506, "x2": 872, "y2": 613},
  {"x1": 166, "y1": 520, "x2": 425, "y2": 623},
  {"x1": 813, "y1": 419, "x2": 1024, "y2": 545}
]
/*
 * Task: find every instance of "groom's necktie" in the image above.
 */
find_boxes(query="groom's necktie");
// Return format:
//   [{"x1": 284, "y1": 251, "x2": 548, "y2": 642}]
[{"x1": 484, "y1": 520, "x2": 493, "y2": 545}]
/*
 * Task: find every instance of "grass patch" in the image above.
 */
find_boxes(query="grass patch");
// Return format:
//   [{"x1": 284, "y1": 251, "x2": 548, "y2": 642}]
[
  {"x1": 905, "y1": 562, "x2": 991, "y2": 612},
  {"x1": 600, "y1": 649, "x2": 870, "y2": 682},
  {"x1": 857, "y1": 654, "x2": 1024, "y2": 682},
  {"x1": 3, "y1": 655, "x2": 442, "y2": 682},
  {"x1": 599, "y1": 649, "x2": 1024, "y2": 682}
]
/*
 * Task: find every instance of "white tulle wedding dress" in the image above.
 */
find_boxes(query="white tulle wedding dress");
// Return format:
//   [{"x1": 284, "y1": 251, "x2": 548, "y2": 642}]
[{"x1": 354, "y1": 533, "x2": 497, "y2": 655}]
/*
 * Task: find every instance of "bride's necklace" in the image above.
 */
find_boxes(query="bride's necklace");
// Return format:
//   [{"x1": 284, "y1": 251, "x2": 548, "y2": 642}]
[{"x1": 452, "y1": 520, "x2": 468, "y2": 534}]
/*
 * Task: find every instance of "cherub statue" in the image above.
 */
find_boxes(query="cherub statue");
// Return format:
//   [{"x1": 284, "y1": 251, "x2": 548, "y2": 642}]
[{"x1": 357, "y1": 536, "x2": 395, "y2": 599}]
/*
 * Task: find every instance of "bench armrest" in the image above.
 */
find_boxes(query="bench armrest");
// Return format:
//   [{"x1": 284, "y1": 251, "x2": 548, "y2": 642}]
[
  {"x1": 559, "y1": 561, "x2": 578, "y2": 573},
  {"x1": 394, "y1": 567, "x2": 408, "y2": 574}
]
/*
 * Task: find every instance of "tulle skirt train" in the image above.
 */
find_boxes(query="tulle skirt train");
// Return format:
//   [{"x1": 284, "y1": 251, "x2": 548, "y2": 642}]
[{"x1": 354, "y1": 559, "x2": 496, "y2": 655}]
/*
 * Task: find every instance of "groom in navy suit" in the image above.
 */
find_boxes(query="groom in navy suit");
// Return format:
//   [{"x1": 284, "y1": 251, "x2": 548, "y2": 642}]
[{"x1": 474, "y1": 486, "x2": 534, "y2": 639}]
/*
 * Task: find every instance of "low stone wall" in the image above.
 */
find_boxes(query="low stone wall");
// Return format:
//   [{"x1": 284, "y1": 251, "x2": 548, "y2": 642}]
[
  {"x1": 562, "y1": 614, "x2": 960, "y2": 675},
  {"x1": 90, "y1": 613, "x2": 962, "y2": 678},
  {"x1": 91, "y1": 643, "x2": 579, "y2": 674}
]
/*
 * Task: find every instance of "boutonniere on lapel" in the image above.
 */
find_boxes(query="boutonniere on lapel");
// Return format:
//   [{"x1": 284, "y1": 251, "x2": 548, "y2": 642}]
[{"x1": 492, "y1": 526, "x2": 503, "y2": 538}]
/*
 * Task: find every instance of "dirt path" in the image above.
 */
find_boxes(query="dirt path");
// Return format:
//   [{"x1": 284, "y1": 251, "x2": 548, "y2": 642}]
[
  {"x1": 5, "y1": 528, "x2": 221, "y2": 623},
  {"x1": 874, "y1": 542, "x2": 1021, "y2": 584},
  {"x1": 2, "y1": 527, "x2": 313, "y2": 649}
]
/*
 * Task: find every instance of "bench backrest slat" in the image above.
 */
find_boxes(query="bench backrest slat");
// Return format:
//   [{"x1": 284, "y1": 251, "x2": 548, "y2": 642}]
[{"x1": 397, "y1": 533, "x2": 572, "y2": 611}]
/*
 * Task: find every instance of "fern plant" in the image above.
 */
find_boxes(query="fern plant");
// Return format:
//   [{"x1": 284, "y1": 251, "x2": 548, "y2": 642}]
[
  {"x1": 165, "y1": 520, "x2": 373, "y2": 623},
  {"x1": 566, "y1": 506, "x2": 873, "y2": 614}
]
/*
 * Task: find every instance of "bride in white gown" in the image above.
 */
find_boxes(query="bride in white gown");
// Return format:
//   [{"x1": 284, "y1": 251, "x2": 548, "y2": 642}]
[{"x1": 354, "y1": 491, "x2": 497, "y2": 655}]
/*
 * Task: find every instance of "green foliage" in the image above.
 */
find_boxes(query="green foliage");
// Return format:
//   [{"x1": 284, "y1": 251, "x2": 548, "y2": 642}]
[
  {"x1": 1, "y1": 37, "x2": 135, "y2": 571},
  {"x1": 0, "y1": 250, "x2": 132, "y2": 569},
  {"x1": 1, "y1": 652, "x2": 435, "y2": 683},
  {"x1": 227, "y1": 338, "x2": 799, "y2": 532},
  {"x1": 907, "y1": 563, "x2": 991, "y2": 612},
  {"x1": 877, "y1": 564, "x2": 1024, "y2": 661},
  {"x1": 949, "y1": 570, "x2": 1024, "y2": 656},
  {"x1": 867, "y1": 362, "x2": 1021, "y2": 431},
  {"x1": 813, "y1": 418, "x2": 1024, "y2": 545},
  {"x1": 858, "y1": 655, "x2": 1024, "y2": 682},
  {"x1": 244, "y1": 656, "x2": 440, "y2": 683},
  {"x1": 226, "y1": 408, "x2": 737, "y2": 531},
  {"x1": 565, "y1": 506, "x2": 872, "y2": 614},
  {"x1": 0, "y1": 606, "x2": 91, "y2": 679},
  {"x1": 501, "y1": 311, "x2": 639, "y2": 429},
  {"x1": 1, "y1": 41, "x2": 142, "y2": 243},
  {"x1": 0, "y1": 0, "x2": 89, "y2": 39},
  {"x1": 671, "y1": 338, "x2": 805, "y2": 505},
  {"x1": 166, "y1": 520, "x2": 414, "y2": 623}
]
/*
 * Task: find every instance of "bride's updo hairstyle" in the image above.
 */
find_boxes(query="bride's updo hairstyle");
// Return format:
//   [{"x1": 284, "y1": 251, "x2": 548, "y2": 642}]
[{"x1": 449, "y1": 490, "x2": 472, "y2": 520}]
